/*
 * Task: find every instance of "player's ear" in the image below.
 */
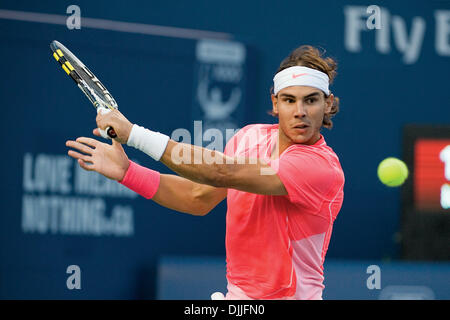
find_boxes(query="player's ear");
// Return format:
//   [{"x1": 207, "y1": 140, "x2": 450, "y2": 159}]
[
  {"x1": 325, "y1": 93, "x2": 334, "y2": 114},
  {"x1": 271, "y1": 94, "x2": 279, "y2": 116}
]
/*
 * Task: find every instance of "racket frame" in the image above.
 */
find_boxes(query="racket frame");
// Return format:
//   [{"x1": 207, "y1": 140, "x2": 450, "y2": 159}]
[{"x1": 50, "y1": 41, "x2": 117, "y2": 138}]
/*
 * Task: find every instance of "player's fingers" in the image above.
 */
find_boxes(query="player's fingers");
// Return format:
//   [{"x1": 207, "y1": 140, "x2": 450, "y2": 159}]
[
  {"x1": 96, "y1": 119, "x2": 110, "y2": 131},
  {"x1": 67, "y1": 150, "x2": 93, "y2": 163},
  {"x1": 95, "y1": 113, "x2": 105, "y2": 127},
  {"x1": 78, "y1": 159, "x2": 95, "y2": 171},
  {"x1": 93, "y1": 128, "x2": 101, "y2": 137},
  {"x1": 112, "y1": 109, "x2": 123, "y2": 118},
  {"x1": 93, "y1": 128, "x2": 110, "y2": 140},
  {"x1": 96, "y1": 108, "x2": 113, "y2": 130},
  {"x1": 66, "y1": 140, "x2": 95, "y2": 155},
  {"x1": 76, "y1": 137, "x2": 99, "y2": 148}
]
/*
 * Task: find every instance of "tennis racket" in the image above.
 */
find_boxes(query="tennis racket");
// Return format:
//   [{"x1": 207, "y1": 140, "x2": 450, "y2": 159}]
[{"x1": 50, "y1": 40, "x2": 117, "y2": 138}]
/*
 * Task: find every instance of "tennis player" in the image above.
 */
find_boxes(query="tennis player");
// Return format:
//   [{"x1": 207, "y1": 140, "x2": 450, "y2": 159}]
[{"x1": 66, "y1": 45, "x2": 345, "y2": 300}]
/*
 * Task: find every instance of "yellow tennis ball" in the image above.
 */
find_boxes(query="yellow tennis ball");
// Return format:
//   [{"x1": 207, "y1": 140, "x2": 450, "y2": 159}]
[{"x1": 377, "y1": 157, "x2": 409, "y2": 187}]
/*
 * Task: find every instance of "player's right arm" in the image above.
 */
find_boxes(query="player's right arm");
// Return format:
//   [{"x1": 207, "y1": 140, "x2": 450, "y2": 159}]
[{"x1": 65, "y1": 135, "x2": 226, "y2": 216}]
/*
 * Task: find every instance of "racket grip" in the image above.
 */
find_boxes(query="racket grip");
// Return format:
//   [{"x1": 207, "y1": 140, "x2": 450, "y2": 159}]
[{"x1": 97, "y1": 107, "x2": 117, "y2": 139}]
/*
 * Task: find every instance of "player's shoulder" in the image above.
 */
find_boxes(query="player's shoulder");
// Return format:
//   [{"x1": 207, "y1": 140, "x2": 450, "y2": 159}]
[{"x1": 281, "y1": 149, "x2": 345, "y2": 197}]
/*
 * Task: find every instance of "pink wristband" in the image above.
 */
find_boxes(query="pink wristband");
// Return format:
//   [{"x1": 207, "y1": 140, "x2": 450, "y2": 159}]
[{"x1": 119, "y1": 160, "x2": 160, "y2": 199}]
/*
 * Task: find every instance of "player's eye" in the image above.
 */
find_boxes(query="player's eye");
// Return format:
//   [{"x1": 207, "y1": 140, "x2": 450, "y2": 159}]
[
  {"x1": 284, "y1": 98, "x2": 295, "y2": 103},
  {"x1": 305, "y1": 97, "x2": 318, "y2": 104}
]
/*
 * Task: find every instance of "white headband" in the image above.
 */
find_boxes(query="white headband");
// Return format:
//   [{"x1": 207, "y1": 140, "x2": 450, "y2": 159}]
[{"x1": 273, "y1": 66, "x2": 330, "y2": 96}]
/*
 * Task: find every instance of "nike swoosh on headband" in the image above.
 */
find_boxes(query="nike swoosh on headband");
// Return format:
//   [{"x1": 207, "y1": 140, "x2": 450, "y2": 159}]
[{"x1": 292, "y1": 73, "x2": 307, "y2": 78}]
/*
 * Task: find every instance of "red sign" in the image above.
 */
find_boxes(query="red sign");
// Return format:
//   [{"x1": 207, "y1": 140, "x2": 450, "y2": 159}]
[{"x1": 414, "y1": 139, "x2": 450, "y2": 211}]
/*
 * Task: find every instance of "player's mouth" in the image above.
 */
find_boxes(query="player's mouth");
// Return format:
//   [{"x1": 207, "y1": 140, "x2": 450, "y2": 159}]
[{"x1": 293, "y1": 123, "x2": 309, "y2": 132}]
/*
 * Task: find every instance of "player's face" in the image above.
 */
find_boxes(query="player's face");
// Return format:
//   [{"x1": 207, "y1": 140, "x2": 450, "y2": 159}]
[{"x1": 271, "y1": 86, "x2": 333, "y2": 146}]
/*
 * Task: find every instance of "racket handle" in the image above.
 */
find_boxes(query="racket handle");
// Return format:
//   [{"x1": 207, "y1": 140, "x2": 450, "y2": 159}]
[
  {"x1": 97, "y1": 107, "x2": 117, "y2": 139},
  {"x1": 106, "y1": 127, "x2": 117, "y2": 139}
]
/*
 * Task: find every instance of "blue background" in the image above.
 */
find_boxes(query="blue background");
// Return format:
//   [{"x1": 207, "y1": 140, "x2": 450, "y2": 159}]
[{"x1": 0, "y1": 0, "x2": 449, "y2": 299}]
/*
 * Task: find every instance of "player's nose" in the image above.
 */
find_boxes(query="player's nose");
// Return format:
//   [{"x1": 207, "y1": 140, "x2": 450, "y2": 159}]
[{"x1": 293, "y1": 102, "x2": 307, "y2": 117}]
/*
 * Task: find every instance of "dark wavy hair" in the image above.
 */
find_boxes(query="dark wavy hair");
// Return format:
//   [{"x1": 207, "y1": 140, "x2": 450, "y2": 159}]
[{"x1": 269, "y1": 45, "x2": 340, "y2": 129}]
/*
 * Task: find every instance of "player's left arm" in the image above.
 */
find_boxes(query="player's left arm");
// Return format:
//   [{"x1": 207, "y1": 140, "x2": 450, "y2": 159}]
[{"x1": 159, "y1": 140, "x2": 287, "y2": 196}]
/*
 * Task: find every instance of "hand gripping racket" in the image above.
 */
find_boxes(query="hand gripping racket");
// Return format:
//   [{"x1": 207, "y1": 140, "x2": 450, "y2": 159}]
[{"x1": 50, "y1": 40, "x2": 117, "y2": 139}]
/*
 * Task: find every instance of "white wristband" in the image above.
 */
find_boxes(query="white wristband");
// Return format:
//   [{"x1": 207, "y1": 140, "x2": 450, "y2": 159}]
[{"x1": 127, "y1": 124, "x2": 170, "y2": 161}]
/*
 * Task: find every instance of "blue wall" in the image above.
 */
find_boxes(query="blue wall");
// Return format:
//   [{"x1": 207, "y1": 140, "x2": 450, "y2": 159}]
[
  {"x1": 0, "y1": 0, "x2": 449, "y2": 299},
  {"x1": 157, "y1": 256, "x2": 450, "y2": 300}
]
